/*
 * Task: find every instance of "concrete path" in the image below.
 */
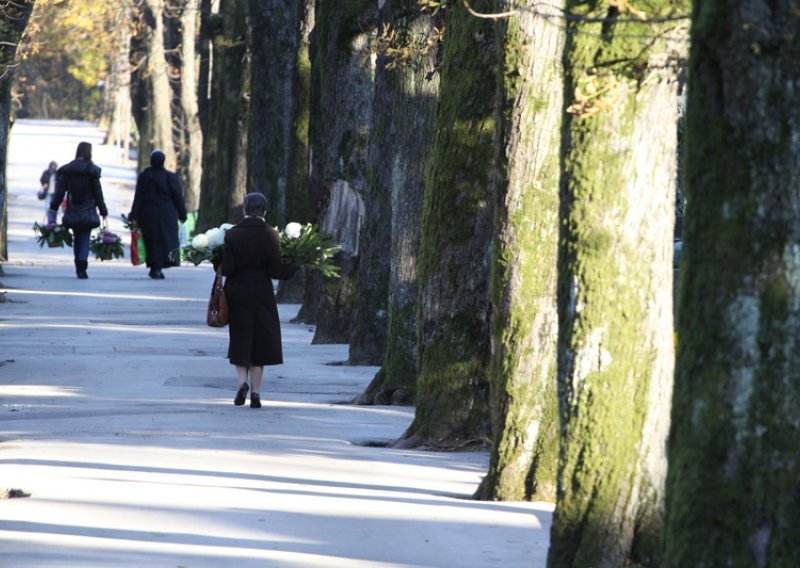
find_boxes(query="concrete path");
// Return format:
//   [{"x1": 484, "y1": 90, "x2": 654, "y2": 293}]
[{"x1": 0, "y1": 121, "x2": 552, "y2": 567}]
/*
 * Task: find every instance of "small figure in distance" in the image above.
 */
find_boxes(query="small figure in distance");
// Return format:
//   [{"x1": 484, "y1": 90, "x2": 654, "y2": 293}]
[
  {"x1": 128, "y1": 149, "x2": 188, "y2": 279},
  {"x1": 37, "y1": 161, "x2": 57, "y2": 202}
]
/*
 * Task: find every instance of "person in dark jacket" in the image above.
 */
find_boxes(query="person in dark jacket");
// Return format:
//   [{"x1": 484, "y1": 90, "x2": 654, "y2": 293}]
[
  {"x1": 37, "y1": 161, "x2": 57, "y2": 201},
  {"x1": 222, "y1": 192, "x2": 296, "y2": 408},
  {"x1": 128, "y1": 150, "x2": 187, "y2": 279},
  {"x1": 48, "y1": 142, "x2": 107, "y2": 279}
]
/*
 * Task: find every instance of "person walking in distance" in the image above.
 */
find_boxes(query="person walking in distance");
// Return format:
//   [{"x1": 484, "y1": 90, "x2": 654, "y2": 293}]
[
  {"x1": 48, "y1": 142, "x2": 107, "y2": 279},
  {"x1": 128, "y1": 150, "x2": 187, "y2": 279}
]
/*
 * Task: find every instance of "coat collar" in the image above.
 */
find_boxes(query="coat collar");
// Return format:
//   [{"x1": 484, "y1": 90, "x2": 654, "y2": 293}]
[{"x1": 236, "y1": 216, "x2": 267, "y2": 228}]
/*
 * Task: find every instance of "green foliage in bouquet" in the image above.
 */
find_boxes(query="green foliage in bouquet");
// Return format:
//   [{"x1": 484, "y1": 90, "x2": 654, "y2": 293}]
[
  {"x1": 32, "y1": 221, "x2": 73, "y2": 248},
  {"x1": 280, "y1": 223, "x2": 341, "y2": 278},
  {"x1": 90, "y1": 229, "x2": 124, "y2": 261}
]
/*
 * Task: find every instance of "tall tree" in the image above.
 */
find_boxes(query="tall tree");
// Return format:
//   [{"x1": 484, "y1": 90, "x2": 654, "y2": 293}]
[
  {"x1": 475, "y1": 0, "x2": 563, "y2": 502},
  {"x1": 355, "y1": 0, "x2": 441, "y2": 402},
  {"x1": 247, "y1": 0, "x2": 304, "y2": 228},
  {"x1": 296, "y1": 0, "x2": 376, "y2": 342},
  {"x1": 0, "y1": 0, "x2": 35, "y2": 267},
  {"x1": 396, "y1": 0, "x2": 497, "y2": 448},
  {"x1": 131, "y1": 0, "x2": 177, "y2": 171},
  {"x1": 197, "y1": 0, "x2": 248, "y2": 230},
  {"x1": 664, "y1": 5, "x2": 800, "y2": 567},
  {"x1": 547, "y1": 7, "x2": 687, "y2": 568},
  {"x1": 175, "y1": 0, "x2": 204, "y2": 213}
]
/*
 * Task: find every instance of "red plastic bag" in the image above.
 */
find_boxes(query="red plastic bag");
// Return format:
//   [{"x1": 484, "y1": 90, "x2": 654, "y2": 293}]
[{"x1": 131, "y1": 227, "x2": 147, "y2": 266}]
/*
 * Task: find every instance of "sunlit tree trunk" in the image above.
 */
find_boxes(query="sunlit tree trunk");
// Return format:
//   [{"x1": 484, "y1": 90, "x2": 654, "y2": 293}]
[
  {"x1": 131, "y1": 0, "x2": 177, "y2": 172},
  {"x1": 475, "y1": 0, "x2": 563, "y2": 503},
  {"x1": 396, "y1": 0, "x2": 497, "y2": 448},
  {"x1": 0, "y1": 0, "x2": 35, "y2": 267},
  {"x1": 355, "y1": 0, "x2": 440, "y2": 402},
  {"x1": 548, "y1": 7, "x2": 687, "y2": 567},
  {"x1": 104, "y1": 4, "x2": 133, "y2": 161},
  {"x1": 176, "y1": 0, "x2": 203, "y2": 213},
  {"x1": 664, "y1": 5, "x2": 800, "y2": 567}
]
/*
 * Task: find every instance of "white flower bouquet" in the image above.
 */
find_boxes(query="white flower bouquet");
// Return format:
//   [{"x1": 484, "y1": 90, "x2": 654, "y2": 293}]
[
  {"x1": 280, "y1": 222, "x2": 340, "y2": 278},
  {"x1": 170, "y1": 223, "x2": 234, "y2": 266},
  {"x1": 171, "y1": 220, "x2": 340, "y2": 277}
]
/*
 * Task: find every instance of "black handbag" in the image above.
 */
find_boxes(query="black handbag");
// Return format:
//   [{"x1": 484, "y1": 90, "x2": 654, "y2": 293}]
[{"x1": 62, "y1": 199, "x2": 100, "y2": 231}]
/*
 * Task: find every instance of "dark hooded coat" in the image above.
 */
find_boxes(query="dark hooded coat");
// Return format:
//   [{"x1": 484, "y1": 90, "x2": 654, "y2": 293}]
[
  {"x1": 221, "y1": 217, "x2": 296, "y2": 366},
  {"x1": 50, "y1": 159, "x2": 107, "y2": 217},
  {"x1": 130, "y1": 166, "x2": 187, "y2": 268}
]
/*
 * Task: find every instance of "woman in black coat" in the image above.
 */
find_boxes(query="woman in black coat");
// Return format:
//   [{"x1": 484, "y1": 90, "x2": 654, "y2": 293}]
[
  {"x1": 222, "y1": 192, "x2": 296, "y2": 408},
  {"x1": 48, "y1": 142, "x2": 108, "y2": 279},
  {"x1": 129, "y1": 150, "x2": 187, "y2": 279}
]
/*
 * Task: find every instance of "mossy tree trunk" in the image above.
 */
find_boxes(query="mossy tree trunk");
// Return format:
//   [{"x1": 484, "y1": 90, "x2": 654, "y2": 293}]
[
  {"x1": 248, "y1": 0, "x2": 305, "y2": 228},
  {"x1": 296, "y1": 0, "x2": 376, "y2": 340},
  {"x1": 197, "y1": 0, "x2": 248, "y2": 230},
  {"x1": 355, "y1": 1, "x2": 440, "y2": 403},
  {"x1": 131, "y1": 0, "x2": 177, "y2": 172},
  {"x1": 396, "y1": 0, "x2": 497, "y2": 448},
  {"x1": 664, "y1": 6, "x2": 800, "y2": 567},
  {"x1": 547, "y1": 7, "x2": 687, "y2": 567},
  {"x1": 0, "y1": 0, "x2": 35, "y2": 264},
  {"x1": 475, "y1": 0, "x2": 563, "y2": 502}
]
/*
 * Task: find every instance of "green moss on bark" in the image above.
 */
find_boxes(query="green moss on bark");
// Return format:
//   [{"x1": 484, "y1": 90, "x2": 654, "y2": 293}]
[
  {"x1": 398, "y1": 0, "x2": 497, "y2": 447},
  {"x1": 477, "y1": 8, "x2": 562, "y2": 502},
  {"x1": 549, "y1": 1, "x2": 684, "y2": 565},
  {"x1": 663, "y1": 4, "x2": 800, "y2": 566}
]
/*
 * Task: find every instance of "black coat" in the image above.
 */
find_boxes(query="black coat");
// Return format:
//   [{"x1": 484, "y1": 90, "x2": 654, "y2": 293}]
[
  {"x1": 129, "y1": 166, "x2": 187, "y2": 269},
  {"x1": 221, "y1": 217, "x2": 296, "y2": 367},
  {"x1": 50, "y1": 159, "x2": 107, "y2": 216}
]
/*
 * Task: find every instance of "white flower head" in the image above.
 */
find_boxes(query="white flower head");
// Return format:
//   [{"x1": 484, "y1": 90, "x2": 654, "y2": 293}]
[
  {"x1": 205, "y1": 227, "x2": 225, "y2": 247},
  {"x1": 191, "y1": 233, "x2": 210, "y2": 249},
  {"x1": 220, "y1": 223, "x2": 234, "y2": 231},
  {"x1": 284, "y1": 222, "x2": 303, "y2": 239}
]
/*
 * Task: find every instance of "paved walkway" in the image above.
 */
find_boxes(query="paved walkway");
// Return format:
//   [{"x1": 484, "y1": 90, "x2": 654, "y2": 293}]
[{"x1": 0, "y1": 121, "x2": 552, "y2": 567}]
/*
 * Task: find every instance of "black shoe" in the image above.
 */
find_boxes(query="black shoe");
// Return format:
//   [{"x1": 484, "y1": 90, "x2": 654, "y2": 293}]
[
  {"x1": 234, "y1": 383, "x2": 249, "y2": 406},
  {"x1": 75, "y1": 260, "x2": 88, "y2": 279},
  {"x1": 250, "y1": 393, "x2": 262, "y2": 408},
  {"x1": 149, "y1": 269, "x2": 165, "y2": 279}
]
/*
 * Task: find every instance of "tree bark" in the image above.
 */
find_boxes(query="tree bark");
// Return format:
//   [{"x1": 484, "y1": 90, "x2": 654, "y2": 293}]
[
  {"x1": 396, "y1": 0, "x2": 497, "y2": 448},
  {"x1": 355, "y1": 1, "x2": 440, "y2": 402},
  {"x1": 247, "y1": 0, "x2": 303, "y2": 227},
  {"x1": 275, "y1": 0, "x2": 314, "y2": 305},
  {"x1": 131, "y1": 0, "x2": 177, "y2": 172},
  {"x1": 548, "y1": 8, "x2": 687, "y2": 568},
  {"x1": 297, "y1": 0, "x2": 376, "y2": 341},
  {"x1": 664, "y1": 5, "x2": 800, "y2": 567},
  {"x1": 475, "y1": 0, "x2": 563, "y2": 502},
  {"x1": 197, "y1": 0, "x2": 248, "y2": 230},
  {"x1": 176, "y1": 0, "x2": 203, "y2": 213},
  {"x1": 103, "y1": 4, "x2": 133, "y2": 161},
  {"x1": 0, "y1": 0, "x2": 35, "y2": 263}
]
